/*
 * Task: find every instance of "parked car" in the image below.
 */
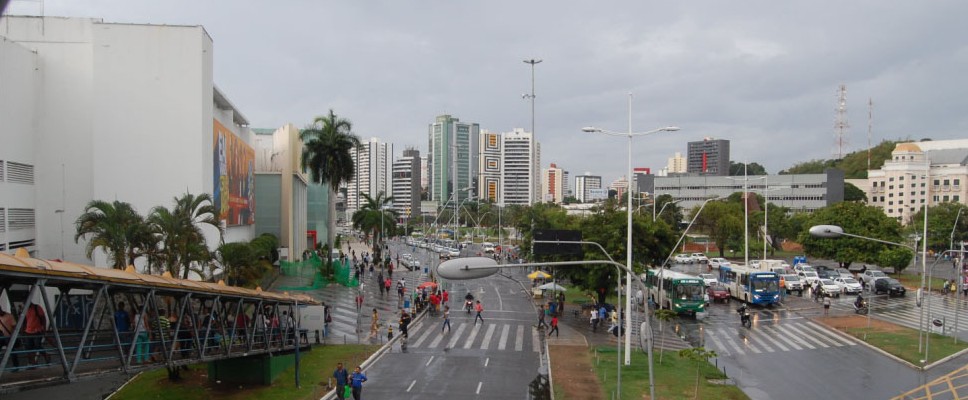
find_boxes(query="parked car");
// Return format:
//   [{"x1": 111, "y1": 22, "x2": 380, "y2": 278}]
[
  {"x1": 862, "y1": 270, "x2": 888, "y2": 288},
  {"x1": 482, "y1": 242, "x2": 496, "y2": 254},
  {"x1": 874, "y1": 278, "x2": 906, "y2": 297},
  {"x1": 709, "y1": 258, "x2": 730, "y2": 269},
  {"x1": 817, "y1": 279, "x2": 842, "y2": 298},
  {"x1": 817, "y1": 269, "x2": 833, "y2": 280},
  {"x1": 674, "y1": 254, "x2": 694, "y2": 264},
  {"x1": 835, "y1": 268, "x2": 853, "y2": 279},
  {"x1": 794, "y1": 263, "x2": 816, "y2": 273},
  {"x1": 798, "y1": 270, "x2": 820, "y2": 287},
  {"x1": 698, "y1": 273, "x2": 718, "y2": 287},
  {"x1": 707, "y1": 284, "x2": 730, "y2": 303},
  {"x1": 833, "y1": 277, "x2": 863, "y2": 295},
  {"x1": 781, "y1": 274, "x2": 804, "y2": 295},
  {"x1": 692, "y1": 253, "x2": 709, "y2": 263}
]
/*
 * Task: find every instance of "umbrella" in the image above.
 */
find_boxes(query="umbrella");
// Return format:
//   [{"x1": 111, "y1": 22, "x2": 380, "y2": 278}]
[
  {"x1": 528, "y1": 270, "x2": 552, "y2": 280},
  {"x1": 537, "y1": 282, "x2": 567, "y2": 291},
  {"x1": 417, "y1": 281, "x2": 438, "y2": 289}
]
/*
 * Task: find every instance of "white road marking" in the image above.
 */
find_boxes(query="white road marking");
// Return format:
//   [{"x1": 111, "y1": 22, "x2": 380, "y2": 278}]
[
  {"x1": 784, "y1": 323, "x2": 830, "y2": 348},
  {"x1": 476, "y1": 381, "x2": 483, "y2": 394},
  {"x1": 463, "y1": 322, "x2": 481, "y2": 349},
  {"x1": 407, "y1": 380, "x2": 416, "y2": 392},
  {"x1": 773, "y1": 324, "x2": 815, "y2": 349},
  {"x1": 515, "y1": 325, "x2": 525, "y2": 351},
  {"x1": 428, "y1": 328, "x2": 447, "y2": 348},
  {"x1": 425, "y1": 356, "x2": 434, "y2": 366},
  {"x1": 498, "y1": 324, "x2": 511, "y2": 350},
  {"x1": 484, "y1": 357, "x2": 490, "y2": 367},
  {"x1": 413, "y1": 325, "x2": 435, "y2": 347},
  {"x1": 480, "y1": 324, "x2": 497, "y2": 350},
  {"x1": 532, "y1": 328, "x2": 540, "y2": 352},
  {"x1": 447, "y1": 323, "x2": 468, "y2": 348},
  {"x1": 705, "y1": 329, "x2": 731, "y2": 356}
]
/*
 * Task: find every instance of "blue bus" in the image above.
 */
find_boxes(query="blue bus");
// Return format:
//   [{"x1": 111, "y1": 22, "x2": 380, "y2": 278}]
[{"x1": 719, "y1": 264, "x2": 781, "y2": 306}]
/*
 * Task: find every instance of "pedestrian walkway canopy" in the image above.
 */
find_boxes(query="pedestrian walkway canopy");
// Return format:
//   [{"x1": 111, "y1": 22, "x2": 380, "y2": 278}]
[{"x1": 0, "y1": 251, "x2": 317, "y2": 394}]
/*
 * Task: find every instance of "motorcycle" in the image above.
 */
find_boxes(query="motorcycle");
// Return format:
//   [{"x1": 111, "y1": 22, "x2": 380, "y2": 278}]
[
  {"x1": 737, "y1": 306, "x2": 752, "y2": 328},
  {"x1": 465, "y1": 299, "x2": 474, "y2": 314},
  {"x1": 853, "y1": 300, "x2": 869, "y2": 315}
]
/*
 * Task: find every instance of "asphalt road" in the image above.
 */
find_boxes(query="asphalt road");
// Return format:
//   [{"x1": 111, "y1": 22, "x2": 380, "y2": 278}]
[{"x1": 361, "y1": 242, "x2": 541, "y2": 399}]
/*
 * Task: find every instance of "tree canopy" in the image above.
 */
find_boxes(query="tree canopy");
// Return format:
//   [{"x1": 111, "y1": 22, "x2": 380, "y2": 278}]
[{"x1": 797, "y1": 202, "x2": 912, "y2": 269}]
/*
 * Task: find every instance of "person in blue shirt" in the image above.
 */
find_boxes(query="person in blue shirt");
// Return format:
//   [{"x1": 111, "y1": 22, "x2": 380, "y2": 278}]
[
  {"x1": 332, "y1": 362, "x2": 349, "y2": 400},
  {"x1": 350, "y1": 366, "x2": 367, "y2": 400},
  {"x1": 114, "y1": 302, "x2": 131, "y2": 345}
]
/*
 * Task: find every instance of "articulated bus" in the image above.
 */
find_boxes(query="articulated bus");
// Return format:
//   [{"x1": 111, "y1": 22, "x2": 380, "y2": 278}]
[
  {"x1": 643, "y1": 269, "x2": 706, "y2": 314},
  {"x1": 718, "y1": 264, "x2": 781, "y2": 306}
]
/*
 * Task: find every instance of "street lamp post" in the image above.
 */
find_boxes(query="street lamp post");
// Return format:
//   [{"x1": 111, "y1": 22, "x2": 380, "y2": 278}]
[
  {"x1": 654, "y1": 199, "x2": 682, "y2": 222},
  {"x1": 583, "y1": 95, "x2": 679, "y2": 365}
]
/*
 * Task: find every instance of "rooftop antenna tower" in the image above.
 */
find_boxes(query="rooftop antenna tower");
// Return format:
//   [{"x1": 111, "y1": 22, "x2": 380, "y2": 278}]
[
  {"x1": 833, "y1": 84, "x2": 849, "y2": 160},
  {"x1": 867, "y1": 98, "x2": 873, "y2": 171}
]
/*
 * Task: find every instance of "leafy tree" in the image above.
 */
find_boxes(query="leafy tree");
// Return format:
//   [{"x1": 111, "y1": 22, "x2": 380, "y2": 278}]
[
  {"x1": 679, "y1": 347, "x2": 718, "y2": 399},
  {"x1": 691, "y1": 200, "x2": 743, "y2": 258},
  {"x1": 878, "y1": 247, "x2": 914, "y2": 272},
  {"x1": 74, "y1": 200, "x2": 145, "y2": 269},
  {"x1": 562, "y1": 195, "x2": 579, "y2": 205},
  {"x1": 729, "y1": 162, "x2": 767, "y2": 176},
  {"x1": 147, "y1": 193, "x2": 222, "y2": 279},
  {"x1": 780, "y1": 140, "x2": 897, "y2": 179},
  {"x1": 798, "y1": 202, "x2": 908, "y2": 269},
  {"x1": 217, "y1": 242, "x2": 255, "y2": 286},
  {"x1": 906, "y1": 202, "x2": 968, "y2": 255},
  {"x1": 844, "y1": 182, "x2": 868, "y2": 202},
  {"x1": 300, "y1": 109, "x2": 361, "y2": 274}
]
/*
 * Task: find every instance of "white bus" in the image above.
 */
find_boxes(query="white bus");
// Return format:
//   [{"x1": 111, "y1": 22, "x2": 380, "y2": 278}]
[{"x1": 719, "y1": 264, "x2": 781, "y2": 306}]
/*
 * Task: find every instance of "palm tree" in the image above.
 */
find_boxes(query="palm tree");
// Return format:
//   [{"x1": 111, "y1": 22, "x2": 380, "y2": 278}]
[
  {"x1": 74, "y1": 200, "x2": 144, "y2": 269},
  {"x1": 351, "y1": 191, "x2": 397, "y2": 261},
  {"x1": 300, "y1": 109, "x2": 360, "y2": 273},
  {"x1": 147, "y1": 193, "x2": 222, "y2": 279}
]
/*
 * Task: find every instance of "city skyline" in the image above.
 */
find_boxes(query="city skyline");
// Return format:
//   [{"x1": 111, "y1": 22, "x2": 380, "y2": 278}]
[{"x1": 9, "y1": 1, "x2": 966, "y2": 187}]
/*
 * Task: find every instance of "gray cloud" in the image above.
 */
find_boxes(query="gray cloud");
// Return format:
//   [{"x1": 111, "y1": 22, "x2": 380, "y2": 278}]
[{"x1": 11, "y1": 0, "x2": 968, "y2": 182}]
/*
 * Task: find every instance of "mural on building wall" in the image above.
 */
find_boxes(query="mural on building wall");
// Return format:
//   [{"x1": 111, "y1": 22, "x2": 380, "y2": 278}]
[{"x1": 213, "y1": 119, "x2": 255, "y2": 226}]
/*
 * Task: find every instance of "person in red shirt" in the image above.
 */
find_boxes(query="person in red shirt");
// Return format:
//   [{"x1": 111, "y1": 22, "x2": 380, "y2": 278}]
[
  {"x1": 442, "y1": 290, "x2": 449, "y2": 305},
  {"x1": 548, "y1": 315, "x2": 560, "y2": 337}
]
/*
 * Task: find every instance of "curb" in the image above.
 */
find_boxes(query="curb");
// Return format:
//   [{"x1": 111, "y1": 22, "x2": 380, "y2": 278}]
[
  {"x1": 814, "y1": 317, "x2": 922, "y2": 370},
  {"x1": 924, "y1": 345, "x2": 968, "y2": 370},
  {"x1": 104, "y1": 371, "x2": 143, "y2": 400},
  {"x1": 501, "y1": 269, "x2": 554, "y2": 400},
  {"x1": 319, "y1": 309, "x2": 428, "y2": 400}
]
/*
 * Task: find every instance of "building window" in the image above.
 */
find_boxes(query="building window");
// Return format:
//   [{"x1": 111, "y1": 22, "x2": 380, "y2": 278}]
[
  {"x1": 955, "y1": 195, "x2": 961, "y2": 202},
  {"x1": 889, "y1": 177, "x2": 895, "y2": 182},
  {"x1": 944, "y1": 195, "x2": 950, "y2": 202},
  {"x1": 955, "y1": 179, "x2": 961, "y2": 186},
  {"x1": 0, "y1": 161, "x2": 4, "y2": 182},
  {"x1": 934, "y1": 179, "x2": 941, "y2": 186},
  {"x1": 0, "y1": 208, "x2": 4, "y2": 233},
  {"x1": 934, "y1": 196, "x2": 940, "y2": 202},
  {"x1": 888, "y1": 201, "x2": 894, "y2": 205}
]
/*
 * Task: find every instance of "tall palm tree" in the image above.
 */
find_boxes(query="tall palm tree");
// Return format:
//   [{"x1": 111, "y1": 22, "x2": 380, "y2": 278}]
[
  {"x1": 351, "y1": 191, "x2": 397, "y2": 260},
  {"x1": 74, "y1": 200, "x2": 144, "y2": 269},
  {"x1": 147, "y1": 193, "x2": 222, "y2": 279},
  {"x1": 300, "y1": 109, "x2": 360, "y2": 272}
]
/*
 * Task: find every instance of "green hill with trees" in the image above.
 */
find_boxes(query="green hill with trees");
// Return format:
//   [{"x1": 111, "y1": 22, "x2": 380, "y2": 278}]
[{"x1": 779, "y1": 140, "x2": 898, "y2": 179}]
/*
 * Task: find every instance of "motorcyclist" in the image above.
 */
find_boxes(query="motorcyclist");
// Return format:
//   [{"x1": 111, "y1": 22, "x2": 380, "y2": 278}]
[
  {"x1": 854, "y1": 294, "x2": 865, "y2": 309},
  {"x1": 464, "y1": 292, "x2": 475, "y2": 313}
]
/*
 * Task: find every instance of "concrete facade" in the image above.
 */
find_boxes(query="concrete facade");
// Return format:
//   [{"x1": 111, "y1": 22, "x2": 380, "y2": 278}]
[
  {"x1": 477, "y1": 130, "x2": 502, "y2": 204},
  {"x1": 0, "y1": 16, "x2": 253, "y2": 267},
  {"x1": 253, "y1": 124, "x2": 309, "y2": 261},
  {"x1": 428, "y1": 115, "x2": 479, "y2": 207},
  {"x1": 502, "y1": 129, "x2": 539, "y2": 205},
  {"x1": 575, "y1": 173, "x2": 602, "y2": 203},
  {"x1": 344, "y1": 138, "x2": 393, "y2": 217},
  {"x1": 392, "y1": 148, "x2": 422, "y2": 222},
  {"x1": 540, "y1": 163, "x2": 565, "y2": 204},
  {"x1": 649, "y1": 169, "x2": 844, "y2": 212},
  {"x1": 687, "y1": 138, "x2": 730, "y2": 176}
]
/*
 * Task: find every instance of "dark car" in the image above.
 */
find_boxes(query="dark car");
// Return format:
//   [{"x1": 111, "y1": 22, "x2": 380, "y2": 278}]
[
  {"x1": 707, "y1": 284, "x2": 730, "y2": 303},
  {"x1": 874, "y1": 278, "x2": 906, "y2": 297}
]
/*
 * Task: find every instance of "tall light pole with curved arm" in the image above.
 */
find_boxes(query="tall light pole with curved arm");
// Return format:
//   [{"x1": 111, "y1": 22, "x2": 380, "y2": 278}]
[{"x1": 583, "y1": 96, "x2": 679, "y2": 365}]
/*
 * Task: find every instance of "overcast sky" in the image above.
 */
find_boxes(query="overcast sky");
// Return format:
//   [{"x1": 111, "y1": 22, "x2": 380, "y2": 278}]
[{"x1": 8, "y1": 1, "x2": 968, "y2": 184}]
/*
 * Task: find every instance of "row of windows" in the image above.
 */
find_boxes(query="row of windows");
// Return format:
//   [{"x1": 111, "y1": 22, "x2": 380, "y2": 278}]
[
  {"x1": 5, "y1": 208, "x2": 35, "y2": 230},
  {"x1": 886, "y1": 196, "x2": 962, "y2": 213},
  {"x1": 2, "y1": 161, "x2": 34, "y2": 184},
  {"x1": 877, "y1": 178, "x2": 961, "y2": 186}
]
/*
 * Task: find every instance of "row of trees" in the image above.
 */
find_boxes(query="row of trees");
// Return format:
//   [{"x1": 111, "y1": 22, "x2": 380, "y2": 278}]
[{"x1": 73, "y1": 193, "x2": 278, "y2": 286}]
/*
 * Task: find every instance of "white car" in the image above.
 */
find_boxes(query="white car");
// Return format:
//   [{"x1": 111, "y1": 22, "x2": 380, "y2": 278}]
[
  {"x1": 833, "y1": 277, "x2": 863, "y2": 295},
  {"x1": 674, "y1": 254, "x2": 694, "y2": 264},
  {"x1": 862, "y1": 270, "x2": 888, "y2": 288},
  {"x1": 692, "y1": 253, "x2": 709, "y2": 263},
  {"x1": 698, "y1": 273, "x2": 718, "y2": 286},
  {"x1": 798, "y1": 270, "x2": 820, "y2": 287},
  {"x1": 794, "y1": 263, "x2": 816, "y2": 273},
  {"x1": 709, "y1": 258, "x2": 730, "y2": 269},
  {"x1": 482, "y1": 242, "x2": 496, "y2": 254},
  {"x1": 446, "y1": 248, "x2": 461, "y2": 258},
  {"x1": 817, "y1": 279, "x2": 842, "y2": 297}
]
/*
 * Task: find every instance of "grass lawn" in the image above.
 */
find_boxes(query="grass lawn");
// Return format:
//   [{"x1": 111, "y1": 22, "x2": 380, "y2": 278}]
[
  {"x1": 111, "y1": 344, "x2": 378, "y2": 400},
  {"x1": 821, "y1": 316, "x2": 968, "y2": 365},
  {"x1": 591, "y1": 346, "x2": 748, "y2": 400},
  {"x1": 895, "y1": 273, "x2": 948, "y2": 292}
]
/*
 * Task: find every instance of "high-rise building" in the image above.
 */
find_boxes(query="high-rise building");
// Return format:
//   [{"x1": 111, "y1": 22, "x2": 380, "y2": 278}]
[
  {"x1": 392, "y1": 148, "x2": 422, "y2": 222},
  {"x1": 541, "y1": 163, "x2": 565, "y2": 204},
  {"x1": 478, "y1": 130, "x2": 502, "y2": 204},
  {"x1": 667, "y1": 152, "x2": 687, "y2": 174},
  {"x1": 687, "y1": 138, "x2": 730, "y2": 176},
  {"x1": 502, "y1": 129, "x2": 539, "y2": 205},
  {"x1": 861, "y1": 140, "x2": 968, "y2": 223},
  {"x1": 428, "y1": 115, "x2": 479, "y2": 208},
  {"x1": 575, "y1": 173, "x2": 603, "y2": 203},
  {"x1": 344, "y1": 138, "x2": 393, "y2": 217}
]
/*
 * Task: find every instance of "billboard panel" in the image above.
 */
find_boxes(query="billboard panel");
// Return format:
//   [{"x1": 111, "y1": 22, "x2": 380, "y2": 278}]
[{"x1": 213, "y1": 119, "x2": 255, "y2": 226}]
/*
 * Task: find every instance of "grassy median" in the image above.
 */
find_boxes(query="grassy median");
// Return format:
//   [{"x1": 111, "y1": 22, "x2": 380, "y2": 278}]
[
  {"x1": 820, "y1": 315, "x2": 968, "y2": 365},
  {"x1": 111, "y1": 344, "x2": 378, "y2": 400},
  {"x1": 591, "y1": 346, "x2": 748, "y2": 400}
]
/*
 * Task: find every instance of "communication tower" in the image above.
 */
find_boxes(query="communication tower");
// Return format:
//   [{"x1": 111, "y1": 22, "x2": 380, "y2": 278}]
[{"x1": 833, "y1": 84, "x2": 849, "y2": 159}]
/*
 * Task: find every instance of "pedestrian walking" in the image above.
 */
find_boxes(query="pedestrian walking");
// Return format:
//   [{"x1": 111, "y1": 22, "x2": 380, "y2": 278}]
[
  {"x1": 441, "y1": 305, "x2": 451, "y2": 333},
  {"x1": 548, "y1": 315, "x2": 559, "y2": 337},
  {"x1": 442, "y1": 289, "x2": 449, "y2": 305},
  {"x1": 474, "y1": 300, "x2": 484, "y2": 324},
  {"x1": 400, "y1": 311, "x2": 411, "y2": 339},
  {"x1": 355, "y1": 292, "x2": 364, "y2": 312},
  {"x1": 350, "y1": 366, "x2": 367, "y2": 400},
  {"x1": 590, "y1": 308, "x2": 599, "y2": 332},
  {"x1": 536, "y1": 304, "x2": 548, "y2": 329},
  {"x1": 823, "y1": 296, "x2": 831, "y2": 316},
  {"x1": 377, "y1": 273, "x2": 385, "y2": 296},
  {"x1": 333, "y1": 362, "x2": 349, "y2": 400},
  {"x1": 368, "y1": 309, "x2": 379, "y2": 340}
]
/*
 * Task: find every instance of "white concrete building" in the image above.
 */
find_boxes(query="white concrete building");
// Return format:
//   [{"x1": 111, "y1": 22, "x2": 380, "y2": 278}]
[
  {"x1": 0, "y1": 16, "x2": 254, "y2": 268},
  {"x1": 502, "y1": 129, "x2": 540, "y2": 205},
  {"x1": 392, "y1": 148, "x2": 421, "y2": 222},
  {"x1": 344, "y1": 138, "x2": 393, "y2": 217},
  {"x1": 541, "y1": 163, "x2": 565, "y2": 204},
  {"x1": 864, "y1": 140, "x2": 968, "y2": 223},
  {"x1": 575, "y1": 173, "x2": 603, "y2": 203},
  {"x1": 667, "y1": 152, "x2": 687, "y2": 174}
]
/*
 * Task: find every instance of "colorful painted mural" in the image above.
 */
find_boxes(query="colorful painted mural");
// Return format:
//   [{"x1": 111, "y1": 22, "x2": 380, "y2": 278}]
[{"x1": 213, "y1": 119, "x2": 255, "y2": 226}]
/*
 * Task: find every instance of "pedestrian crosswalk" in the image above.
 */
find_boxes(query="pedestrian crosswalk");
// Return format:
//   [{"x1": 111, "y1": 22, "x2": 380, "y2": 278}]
[
  {"x1": 829, "y1": 293, "x2": 968, "y2": 334},
  {"x1": 703, "y1": 320, "x2": 855, "y2": 357},
  {"x1": 401, "y1": 320, "x2": 540, "y2": 352}
]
